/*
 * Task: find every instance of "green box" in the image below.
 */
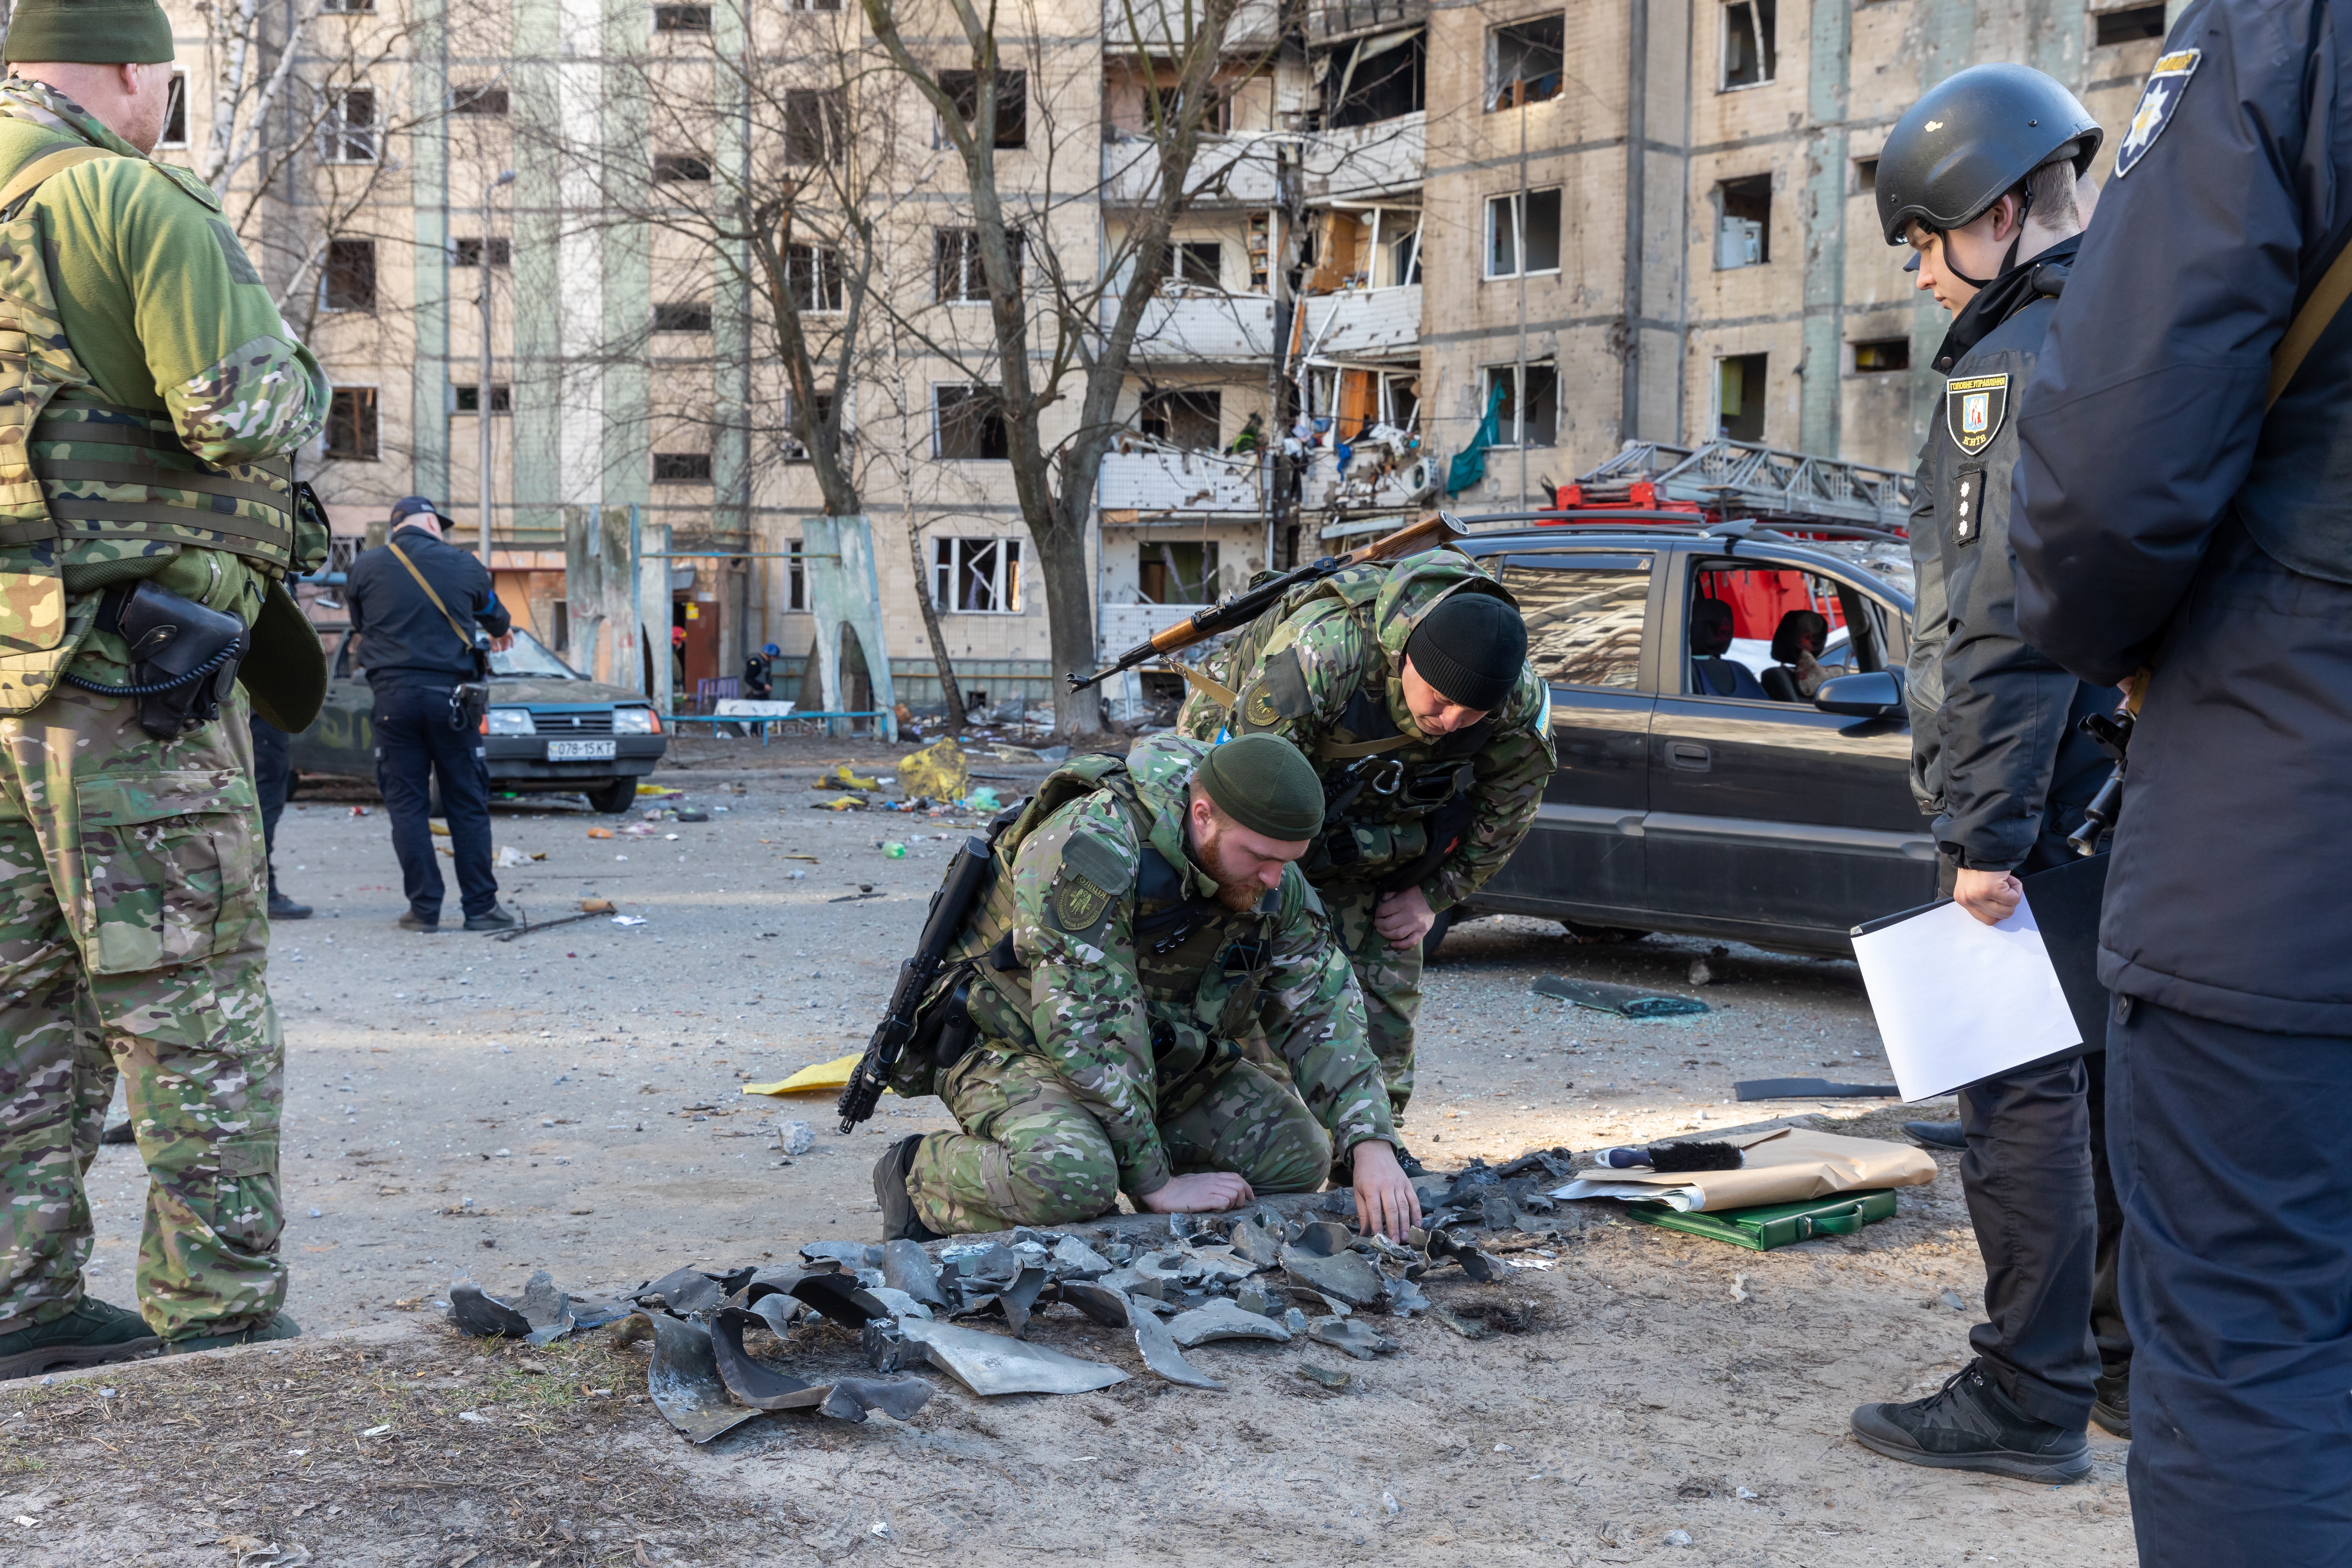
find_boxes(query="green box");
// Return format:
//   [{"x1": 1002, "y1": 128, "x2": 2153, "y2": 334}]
[{"x1": 1623, "y1": 1188, "x2": 1900, "y2": 1251}]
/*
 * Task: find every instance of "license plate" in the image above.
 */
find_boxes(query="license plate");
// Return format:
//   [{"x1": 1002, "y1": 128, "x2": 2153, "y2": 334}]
[{"x1": 546, "y1": 739, "x2": 616, "y2": 760}]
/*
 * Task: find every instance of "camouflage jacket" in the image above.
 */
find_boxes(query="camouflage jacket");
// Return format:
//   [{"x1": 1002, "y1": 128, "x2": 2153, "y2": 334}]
[
  {"x1": 0, "y1": 80, "x2": 327, "y2": 673},
  {"x1": 962, "y1": 734, "x2": 1395, "y2": 1198},
  {"x1": 1176, "y1": 552, "x2": 1555, "y2": 909}
]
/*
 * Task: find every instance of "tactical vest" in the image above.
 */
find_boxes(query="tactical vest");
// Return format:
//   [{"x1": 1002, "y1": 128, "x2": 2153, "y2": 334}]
[
  {"x1": 0, "y1": 143, "x2": 314, "y2": 661},
  {"x1": 888, "y1": 752, "x2": 1289, "y2": 1102},
  {"x1": 1201, "y1": 551, "x2": 1513, "y2": 889}
]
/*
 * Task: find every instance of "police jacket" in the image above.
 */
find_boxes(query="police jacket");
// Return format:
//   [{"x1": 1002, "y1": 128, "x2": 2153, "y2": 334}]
[
  {"x1": 1909, "y1": 238, "x2": 2116, "y2": 873},
  {"x1": 347, "y1": 526, "x2": 511, "y2": 688},
  {"x1": 2014, "y1": 0, "x2": 2352, "y2": 1033}
]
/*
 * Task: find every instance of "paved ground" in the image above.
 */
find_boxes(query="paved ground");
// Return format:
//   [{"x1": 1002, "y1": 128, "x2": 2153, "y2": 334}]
[{"x1": 29, "y1": 731, "x2": 2134, "y2": 1566}]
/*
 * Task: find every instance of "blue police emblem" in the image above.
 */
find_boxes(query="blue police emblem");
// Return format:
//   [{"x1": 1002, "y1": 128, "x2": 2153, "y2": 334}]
[{"x1": 2116, "y1": 49, "x2": 2201, "y2": 177}]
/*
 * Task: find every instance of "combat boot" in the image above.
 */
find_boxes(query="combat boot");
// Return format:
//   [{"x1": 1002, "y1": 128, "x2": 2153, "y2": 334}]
[
  {"x1": 873, "y1": 1134, "x2": 942, "y2": 1243},
  {"x1": 2092, "y1": 1370, "x2": 2131, "y2": 1439},
  {"x1": 1850, "y1": 1358, "x2": 2091, "y2": 1482},
  {"x1": 267, "y1": 875, "x2": 311, "y2": 920},
  {"x1": 0, "y1": 1298, "x2": 160, "y2": 1380},
  {"x1": 1392, "y1": 1143, "x2": 1428, "y2": 1179},
  {"x1": 163, "y1": 1310, "x2": 302, "y2": 1356}
]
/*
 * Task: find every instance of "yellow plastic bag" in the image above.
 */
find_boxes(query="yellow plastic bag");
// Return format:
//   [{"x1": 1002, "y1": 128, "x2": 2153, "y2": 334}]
[
  {"x1": 742, "y1": 1052, "x2": 873, "y2": 1097},
  {"x1": 895, "y1": 737, "x2": 970, "y2": 803}
]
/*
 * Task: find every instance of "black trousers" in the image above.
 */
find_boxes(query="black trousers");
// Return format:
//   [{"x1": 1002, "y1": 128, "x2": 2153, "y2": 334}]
[
  {"x1": 370, "y1": 682, "x2": 498, "y2": 922},
  {"x1": 2109, "y1": 996, "x2": 2352, "y2": 1567},
  {"x1": 250, "y1": 714, "x2": 290, "y2": 860}
]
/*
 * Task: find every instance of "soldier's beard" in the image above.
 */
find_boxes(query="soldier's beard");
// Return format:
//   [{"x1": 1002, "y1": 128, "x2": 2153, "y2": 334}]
[{"x1": 1192, "y1": 825, "x2": 1269, "y2": 913}]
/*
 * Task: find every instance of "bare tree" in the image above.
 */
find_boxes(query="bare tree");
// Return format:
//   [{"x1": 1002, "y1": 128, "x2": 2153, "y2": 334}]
[{"x1": 861, "y1": 0, "x2": 1270, "y2": 737}]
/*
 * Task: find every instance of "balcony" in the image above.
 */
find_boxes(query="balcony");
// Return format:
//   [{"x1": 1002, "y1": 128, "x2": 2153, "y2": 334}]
[
  {"x1": 1307, "y1": 0, "x2": 1426, "y2": 45},
  {"x1": 1301, "y1": 443, "x2": 1436, "y2": 514},
  {"x1": 1118, "y1": 291, "x2": 1277, "y2": 362},
  {"x1": 1107, "y1": 0, "x2": 1283, "y2": 51},
  {"x1": 1299, "y1": 283, "x2": 1421, "y2": 363},
  {"x1": 1098, "y1": 448, "x2": 1263, "y2": 515},
  {"x1": 1100, "y1": 136, "x2": 1284, "y2": 207},
  {"x1": 1303, "y1": 112, "x2": 1425, "y2": 201}
]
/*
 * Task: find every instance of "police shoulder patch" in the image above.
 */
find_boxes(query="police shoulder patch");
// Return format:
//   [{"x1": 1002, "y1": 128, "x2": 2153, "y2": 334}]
[
  {"x1": 1945, "y1": 373, "x2": 2009, "y2": 457},
  {"x1": 2116, "y1": 48, "x2": 2200, "y2": 178}
]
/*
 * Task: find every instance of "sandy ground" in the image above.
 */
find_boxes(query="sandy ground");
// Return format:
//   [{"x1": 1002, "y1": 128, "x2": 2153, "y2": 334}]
[{"x1": 8, "y1": 732, "x2": 2136, "y2": 1565}]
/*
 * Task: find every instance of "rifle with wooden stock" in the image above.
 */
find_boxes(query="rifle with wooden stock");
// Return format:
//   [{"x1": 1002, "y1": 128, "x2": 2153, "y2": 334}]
[{"x1": 1067, "y1": 510, "x2": 1469, "y2": 693}]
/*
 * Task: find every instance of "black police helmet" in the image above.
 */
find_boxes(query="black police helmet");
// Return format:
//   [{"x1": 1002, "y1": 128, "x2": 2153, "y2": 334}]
[{"x1": 1875, "y1": 64, "x2": 2100, "y2": 247}]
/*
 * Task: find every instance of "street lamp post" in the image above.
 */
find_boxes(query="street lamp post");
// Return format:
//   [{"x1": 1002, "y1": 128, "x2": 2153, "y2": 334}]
[{"x1": 478, "y1": 169, "x2": 517, "y2": 564}]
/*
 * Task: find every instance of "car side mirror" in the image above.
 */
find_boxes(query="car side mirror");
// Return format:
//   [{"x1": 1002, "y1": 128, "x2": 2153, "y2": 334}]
[{"x1": 1814, "y1": 669, "x2": 1905, "y2": 719}]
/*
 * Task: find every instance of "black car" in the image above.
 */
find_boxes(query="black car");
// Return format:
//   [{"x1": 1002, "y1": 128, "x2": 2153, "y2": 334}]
[
  {"x1": 1444, "y1": 520, "x2": 1935, "y2": 956},
  {"x1": 291, "y1": 625, "x2": 668, "y2": 813}
]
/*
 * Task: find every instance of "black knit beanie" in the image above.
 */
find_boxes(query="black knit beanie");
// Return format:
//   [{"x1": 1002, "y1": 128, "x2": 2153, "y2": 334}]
[
  {"x1": 1405, "y1": 592, "x2": 1526, "y2": 711},
  {"x1": 1197, "y1": 734, "x2": 1323, "y2": 841}
]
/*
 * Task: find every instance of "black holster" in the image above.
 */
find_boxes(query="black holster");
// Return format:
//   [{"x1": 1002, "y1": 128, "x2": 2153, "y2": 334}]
[{"x1": 107, "y1": 581, "x2": 249, "y2": 741}]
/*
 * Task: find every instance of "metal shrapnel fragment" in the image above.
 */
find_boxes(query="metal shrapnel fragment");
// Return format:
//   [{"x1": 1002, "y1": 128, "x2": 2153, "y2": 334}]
[
  {"x1": 622, "y1": 1312, "x2": 764, "y2": 1445},
  {"x1": 880, "y1": 1238, "x2": 948, "y2": 1308},
  {"x1": 1295, "y1": 1362, "x2": 1352, "y2": 1391},
  {"x1": 1307, "y1": 1316, "x2": 1401, "y2": 1361},
  {"x1": 708, "y1": 1307, "x2": 933, "y2": 1421},
  {"x1": 1165, "y1": 1298, "x2": 1292, "y2": 1349},
  {"x1": 446, "y1": 1274, "x2": 532, "y2": 1338},
  {"x1": 1279, "y1": 1243, "x2": 1389, "y2": 1311},
  {"x1": 1430, "y1": 1303, "x2": 1491, "y2": 1341},
  {"x1": 898, "y1": 1318, "x2": 1127, "y2": 1397}
]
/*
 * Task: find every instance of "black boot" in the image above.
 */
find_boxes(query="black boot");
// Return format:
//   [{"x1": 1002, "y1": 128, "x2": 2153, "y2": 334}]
[
  {"x1": 873, "y1": 1134, "x2": 941, "y2": 1243},
  {"x1": 1850, "y1": 1359, "x2": 2091, "y2": 1482},
  {"x1": 267, "y1": 874, "x2": 312, "y2": 921},
  {"x1": 0, "y1": 1299, "x2": 160, "y2": 1380},
  {"x1": 1904, "y1": 1120, "x2": 1965, "y2": 1151},
  {"x1": 2092, "y1": 1369, "x2": 2131, "y2": 1439},
  {"x1": 1392, "y1": 1143, "x2": 1428, "y2": 1179}
]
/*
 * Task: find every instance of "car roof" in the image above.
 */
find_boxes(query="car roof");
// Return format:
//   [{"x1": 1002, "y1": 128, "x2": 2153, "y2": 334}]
[{"x1": 1457, "y1": 523, "x2": 1915, "y2": 613}]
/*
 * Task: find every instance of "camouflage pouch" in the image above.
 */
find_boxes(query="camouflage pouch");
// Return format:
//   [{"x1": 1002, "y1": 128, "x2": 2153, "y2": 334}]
[
  {"x1": 69, "y1": 765, "x2": 263, "y2": 974},
  {"x1": 0, "y1": 572, "x2": 96, "y2": 713}
]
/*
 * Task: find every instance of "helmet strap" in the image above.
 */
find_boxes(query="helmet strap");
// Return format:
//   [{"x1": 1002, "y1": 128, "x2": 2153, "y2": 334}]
[{"x1": 1946, "y1": 185, "x2": 2033, "y2": 290}]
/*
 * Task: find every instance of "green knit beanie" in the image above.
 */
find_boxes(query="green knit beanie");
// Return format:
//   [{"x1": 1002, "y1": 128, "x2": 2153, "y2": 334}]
[
  {"x1": 1197, "y1": 734, "x2": 1323, "y2": 842},
  {"x1": 5, "y1": 0, "x2": 174, "y2": 64}
]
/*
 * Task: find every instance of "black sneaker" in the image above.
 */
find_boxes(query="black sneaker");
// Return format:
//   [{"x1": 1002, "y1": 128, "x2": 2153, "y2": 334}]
[
  {"x1": 397, "y1": 910, "x2": 441, "y2": 932},
  {"x1": 163, "y1": 1310, "x2": 302, "y2": 1356},
  {"x1": 267, "y1": 878, "x2": 312, "y2": 921},
  {"x1": 873, "y1": 1134, "x2": 941, "y2": 1243},
  {"x1": 1850, "y1": 1359, "x2": 2091, "y2": 1482},
  {"x1": 2092, "y1": 1372, "x2": 2131, "y2": 1439},
  {"x1": 0, "y1": 1298, "x2": 160, "y2": 1381},
  {"x1": 1392, "y1": 1143, "x2": 1429, "y2": 1179},
  {"x1": 1904, "y1": 1120, "x2": 1966, "y2": 1151},
  {"x1": 463, "y1": 905, "x2": 518, "y2": 933}
]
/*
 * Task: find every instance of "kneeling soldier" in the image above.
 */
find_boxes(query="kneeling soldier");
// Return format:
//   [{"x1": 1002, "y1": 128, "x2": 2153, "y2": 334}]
[{"x1": 873, "y1": 733, "x2": 1421, "y2": 1241}]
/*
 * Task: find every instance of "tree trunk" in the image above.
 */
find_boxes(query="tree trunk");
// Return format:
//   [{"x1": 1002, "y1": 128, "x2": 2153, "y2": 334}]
[
  {"x1": 1040, "y1": 501, "x2": 1102, "y2": 738},
  {"x1": 904, "y1": 502, "x2": 965, "y2": 734}
]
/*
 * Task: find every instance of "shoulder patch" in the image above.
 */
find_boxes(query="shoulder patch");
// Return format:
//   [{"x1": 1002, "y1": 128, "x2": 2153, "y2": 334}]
[
  {"x1": 1944, "y1": 374, "x2": 2008, "y2": 457},
  {"x1": 1052, "y1": 873, "x2": 1112, "y2": 934},
  {"x1": 2116, "y1": 49, "x2": 2199, "y2": 178},
  {"x1": 1953, "y1": 466, "x2": 1985, "y2": 547},
  {"x1": 1057, "y1": 828, "x2": 1134, "y2": 898},
  {"x1": 1241, "y1": 647, "x2": 1311, "y2": 730}
]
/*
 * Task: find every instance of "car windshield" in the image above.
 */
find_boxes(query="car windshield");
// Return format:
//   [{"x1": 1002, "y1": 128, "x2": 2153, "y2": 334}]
[{"x1": 488, "y1": 628, "x2": 584, "y2": 680}]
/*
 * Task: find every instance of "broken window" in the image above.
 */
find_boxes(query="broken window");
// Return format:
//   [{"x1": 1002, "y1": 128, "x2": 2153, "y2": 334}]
[
  {"x1": 1323, "y1": 27, "x2": 1425, "y2": 128},
  {"x1": 1486, "y1": 361, "x2": 1558, "y2": 447},
  {"x1": 1489, "y1": 16, "x2": 1564, "y2": 110},
  {"x1": 938, "y1": 69, "x2": 1027, "y2": 148},
  {"x1": 453, "y1": 383, "x2": 513, "y2": 412},
  {"x1": 454, "y1": 236, "x2": 512, "y2": 267},
  {"x1": 653, "y1": 4, "x2": 711, "y2": 29},
  {"x1": 325, "y1": 388, "x2": 379, "y2": 460},
  {"x1": 2095, "y1": 3, "x2": 2166, "y2": 44},
  {"x1": 1139, "y1": 389, "x2": 1222, "y2": 448},
  {"x1": 786, "y1": 244, "x2": 845, "y2": 312},
  {"x1": 782, "y1": 89, "x2": 844, "y2": 164},
  {"x1": 1716, "y1": 175, "x2": 1771, "y2": 268},
  {"x1": 935, "y1": 385, "x2": 1010, "y2": 460},
  {"x1": 784, "y1": 390, "x2": 835, "y2": 460},
  {"x1": 653, "y1": 452, "x2": 713, "y2": 483},
  {"x1": 1138, "y1": 541, "x2": 1220, "y2": 604},
  {"x1": 321, "y1": 87, "x2": 379, "y2": 163},
  {"x1": 935, "y1": 229, "x2": 1021, "y2": 303},
  {"x1": 653, "y1": 152, "x2": 711, "y2": 181},
  {"x1": 1852, "y1": 339, "x2": 1909, "y2": 374},
  {"x1": 1161, "y1": 241, "x2": 1223, "y2": 290},
  {"x1": 933, "y1": 537, "x2": 1022, "y2": 612},
  {"x1": 159, "y1": 73, "x2": 187, "y2": 147},
  {"x1": 1485, "y1": 188, "x2": 1562, "y2": 278},
  {"x1": 453, "y1": 83, "x2": 509, "y2": 115},
  {"x1": 653, "y1": 301, "x2": 713, "y2": 332},
  {"x1": 1722, "y1": 0, "x2": 1776, "y2": 88},
  {"x1": 1717, "y1": 353, "x2": 1768, "y2": 441}
]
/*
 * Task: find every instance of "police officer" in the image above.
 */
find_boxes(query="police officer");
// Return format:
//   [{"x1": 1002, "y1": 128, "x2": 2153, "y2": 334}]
[
  {"x1": 744, "y1": 641, "x2": 778, "y2": 701},
  {"x1": 346, "y1": 496, "x2": 517, "y2": 933},
  {"x1": 2013, "y1": 4, "x2": 2352, "y2": 1557},
  {"x1": 1845, "y1": 64, "x2": 2129, "y2": 1483},
  {"x1": 0, "y1": 0, "x2": 330, "y2": 1374},
  {"x1": 250, "y1": 716, "x2": 310, "y2": 920},
  {"x1": 872, "y1": 733, "x2": 1420, "y2": 1243},
  {"x1": 1174, "y1": 550, "x2": 1554, "y2": 1146}
]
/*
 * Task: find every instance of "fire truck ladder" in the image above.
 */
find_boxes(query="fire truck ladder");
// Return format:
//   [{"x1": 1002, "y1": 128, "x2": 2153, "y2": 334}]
[{"x1": 1568, "y1": 439, "x2": 1919, "y2": 532}]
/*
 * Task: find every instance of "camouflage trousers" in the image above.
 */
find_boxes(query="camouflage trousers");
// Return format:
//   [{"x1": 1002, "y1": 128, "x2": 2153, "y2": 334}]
[
  {"x1": 1323, "y1": 888, "x2": 1421, "y2": 1122},
  {"x1": 0, "y1": 682, "x2": 285, "y2": 1339},
  {"x1": 906, "y1": 1040, "x2": 1333, "y2": 1236}
]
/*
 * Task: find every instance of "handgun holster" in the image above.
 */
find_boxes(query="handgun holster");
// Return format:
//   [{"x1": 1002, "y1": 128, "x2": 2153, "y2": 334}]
[{"x1": 109, "y1": 580, "x2": 249, "y2": 740}]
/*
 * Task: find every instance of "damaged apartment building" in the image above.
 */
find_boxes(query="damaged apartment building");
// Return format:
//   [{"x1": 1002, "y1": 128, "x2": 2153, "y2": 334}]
[{"x1": 189, "y1": 0, "x2": 2176, "y2": 708}]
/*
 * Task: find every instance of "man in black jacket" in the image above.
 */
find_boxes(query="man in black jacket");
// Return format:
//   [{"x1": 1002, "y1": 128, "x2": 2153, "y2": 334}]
[
  {"x1": 346, "y1": 497, "x2": 517, "y2": 933},
  {"x1": 1845, "y1": 65, "x2": 2129, "y2": 1486},
  {"x1": 2014, "y1": 3, "x2": 2352, "y2": 1559}
]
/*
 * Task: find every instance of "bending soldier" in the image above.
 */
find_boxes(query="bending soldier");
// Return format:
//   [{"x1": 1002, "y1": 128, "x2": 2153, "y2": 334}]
[
  {"x1": 872, "y1": 733, "x2": 1421, "y2": 1242},
  {"x1": 1175, "y1": 548, "x2": 1553, "y2": 1144},
  {"x1": 0, "y1": 0, "x2": 329, "y2": 1376}
]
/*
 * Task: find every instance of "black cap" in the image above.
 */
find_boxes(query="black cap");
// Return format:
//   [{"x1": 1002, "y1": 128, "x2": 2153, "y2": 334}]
[
  {"x1": 389, "y1": 495, "x2": 440, "y2": 524},
  {"x1": 1405, "y1": 593, "x2": 1526, "y2": 713},
  {"x1": 1875, "y1": 64, "x2": 2100, "y2": 246}
]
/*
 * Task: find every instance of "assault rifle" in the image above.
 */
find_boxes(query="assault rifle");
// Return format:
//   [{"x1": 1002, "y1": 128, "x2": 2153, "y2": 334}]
[
  {"x1": 1067, "y1": 510, "x2": 1468, "y2": 693},
  {"x1": 835, "y1": 836, "x2": 996, "y2": 1134}
]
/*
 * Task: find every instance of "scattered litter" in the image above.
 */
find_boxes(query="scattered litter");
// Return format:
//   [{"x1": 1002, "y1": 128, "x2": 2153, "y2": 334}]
[
  {"x1": 819, "y1": 765, "x2": 883, "y2": 791},
  {"x1": 493, "y1": 845, "x2": 532, "y2": 868},
  {"x1": 457, "y1": 1411, "x2": 488, "y2": 1424},
  {"x1": 962, "y1": 785, "x2": 1002, "y2": 812},
  {"x1": 1688, "y1": 958, "x2": 1713, "y2": 986},
  {"x1": 1731, "y1": 1274, "x2": 1752, "y2": 1303},
  {"x1": 1532, "y1": 975, "x2": 1709, "y2": 1018},
  {"x1": 1941, "y1": 1289, "x2": 1966, "y2": 1310},
  {"x1": 611, "y1": 915, "x2": 647, "y2": 927},
  {"x1": 1737, "y1": 1487, "x2": 1759, "y2": 1500},
  {"x1": 1382, "y1": 1491, "x2": 1399, "y2": 1515},
  {"x1": 882, "y1": 841, "x2": 906, "y2": 858},
  {"x1": 637, "y1": 784, "x2": 683, "y2": 797},
  {"x1": 743, "y1": 1054, "x2": 863, "y2": 1096},
  {"x1": 587, "y1": 827, "x2": 614, "y2": 839},
  {"x1": 897, "y1": 738, "x2": 971, "y2": 802},
  {"x1": 361, "y1": 1424, "x2": 392, "y2": 1437},
  {"x1": 812, "y1": 796, "x2": 868, "y2": 812},
  {"x1": 1664, "y1": 1529, "x2": 1694, "y2": 1547}
]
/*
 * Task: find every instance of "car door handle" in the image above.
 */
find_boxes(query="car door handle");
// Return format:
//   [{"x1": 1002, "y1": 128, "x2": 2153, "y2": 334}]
[{"x1": 1666, "y1": 742, "x2": 1711, "y2": 771}]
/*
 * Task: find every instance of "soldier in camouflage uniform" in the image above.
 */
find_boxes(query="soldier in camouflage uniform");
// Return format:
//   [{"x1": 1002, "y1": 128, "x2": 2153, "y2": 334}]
[
  {"x1": 1177, "y1": 550, "x2": 1554, "y2": 1141},
  {"x1": 0, "y1": 0, "x2": 330, "y2": 1378},
  {"x1": 873, "y1": 733, "x2": 1423, "y2": 1242}
]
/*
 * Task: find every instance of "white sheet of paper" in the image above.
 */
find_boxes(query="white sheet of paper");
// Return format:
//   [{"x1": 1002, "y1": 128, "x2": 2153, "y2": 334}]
[
  {"x1": 1551, "y1": 1180, "x2": 1707, "y2": 1211},
  {"x1": 713, "y1": 699, "x2": 796, "y2": 717},
  {"x1": 1850, "y1": 894, "x2": 2082, "y2": 1102}
]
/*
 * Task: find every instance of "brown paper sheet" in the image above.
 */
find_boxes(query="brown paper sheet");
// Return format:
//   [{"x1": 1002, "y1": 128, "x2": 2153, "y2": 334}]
[{"x1": 1576, "y1": 1127, "x2": 1937, "y2": 1210}]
